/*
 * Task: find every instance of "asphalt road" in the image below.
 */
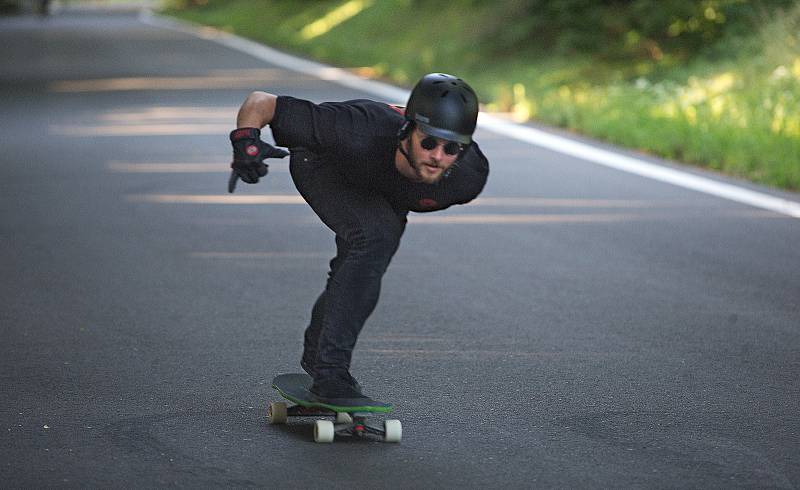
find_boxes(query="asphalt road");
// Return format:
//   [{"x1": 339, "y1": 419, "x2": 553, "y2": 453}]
[{"x1": 2, "y1": 8, "x2": 799, "y2": 489}]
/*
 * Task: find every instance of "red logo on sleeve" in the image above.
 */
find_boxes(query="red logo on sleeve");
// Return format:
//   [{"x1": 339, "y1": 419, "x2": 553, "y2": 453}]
[{"x1": 418, "y1": 198, "x2": 438, "y2": 208}]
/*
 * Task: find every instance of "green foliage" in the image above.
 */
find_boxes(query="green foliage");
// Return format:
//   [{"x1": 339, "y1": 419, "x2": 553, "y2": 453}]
[
  {"x1": 0, "y1": 0, "x2": 22, "y2": 14},
  {"x1": 164, "y1": 0, "x2": 800, "y2": 190},
  {"x1": 472, "y1": 0, "x2": 795, "y2": 66}
]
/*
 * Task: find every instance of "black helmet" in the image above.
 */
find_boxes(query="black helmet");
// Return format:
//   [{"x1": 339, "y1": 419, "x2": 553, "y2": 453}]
[{"x1": 405, "y1": 73, "x2": 479, "y2": 144}]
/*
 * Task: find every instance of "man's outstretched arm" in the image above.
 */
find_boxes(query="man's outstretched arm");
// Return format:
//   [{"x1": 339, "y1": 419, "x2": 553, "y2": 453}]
[
  {"x1": 236, "y1": 91, "x2": 277, "y2": 129},
  {"x1": 228, "y1": 91, "x2": 287, "y2": 193}
]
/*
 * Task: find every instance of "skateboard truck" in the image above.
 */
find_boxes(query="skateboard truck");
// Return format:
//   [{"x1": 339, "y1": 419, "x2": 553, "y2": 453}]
[{"x1": 268, "y1": 402, "x2": 402, "y2": 443}]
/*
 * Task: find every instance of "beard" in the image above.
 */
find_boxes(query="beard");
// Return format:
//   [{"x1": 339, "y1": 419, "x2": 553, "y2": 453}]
[{"x1": 404, "y1": 139, "x2": 443, "y2": 184}]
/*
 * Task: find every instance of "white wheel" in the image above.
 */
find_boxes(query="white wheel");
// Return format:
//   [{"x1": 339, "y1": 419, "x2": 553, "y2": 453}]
[
  {"x1": 314, "y1": 420, "x2": 335, "y2": 443},
  {"x1": 268, "y1": 402, "x2": 287, "y2": 424},
  {"x1": 384, "y1": 419, "x2": 402, "y2": 443},
  {"x1": 335, "y1": 412, "x2": 353, "y2": 424}
]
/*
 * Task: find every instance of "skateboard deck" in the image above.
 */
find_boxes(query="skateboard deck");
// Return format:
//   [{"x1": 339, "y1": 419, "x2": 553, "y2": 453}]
[{"x1": 268, "y1": 373, "x2": 401, "y2": 443}]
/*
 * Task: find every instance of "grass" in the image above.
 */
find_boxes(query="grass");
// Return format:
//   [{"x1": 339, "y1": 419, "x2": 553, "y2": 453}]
[{"x1": 162, "y1": 0, "x2": 800, "y2": 191}]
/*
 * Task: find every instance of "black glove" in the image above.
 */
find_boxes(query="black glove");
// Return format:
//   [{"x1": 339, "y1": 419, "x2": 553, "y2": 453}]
[{"x1": 228, "y1": 127, "x2": 289, "y2": 193}]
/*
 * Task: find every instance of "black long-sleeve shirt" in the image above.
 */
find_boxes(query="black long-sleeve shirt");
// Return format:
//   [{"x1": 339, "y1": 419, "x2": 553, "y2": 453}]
[{"x1": 270, "y1": 95, "x2": 489, "y2": 213}]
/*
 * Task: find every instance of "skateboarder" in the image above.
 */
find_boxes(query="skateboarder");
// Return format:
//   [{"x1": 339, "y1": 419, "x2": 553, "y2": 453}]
[{"x1": 229, "y1": 73, "x2": 489, "y2": 404}]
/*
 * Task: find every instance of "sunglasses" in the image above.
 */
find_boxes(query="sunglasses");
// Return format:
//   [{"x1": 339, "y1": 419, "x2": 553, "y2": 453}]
[{"x1": 420, "y1": 135, "x2": 463, "y2": 156}]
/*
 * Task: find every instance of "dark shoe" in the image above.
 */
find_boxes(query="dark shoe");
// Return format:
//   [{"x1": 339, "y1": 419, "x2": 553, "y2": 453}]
[
  {"x1": 302, "y1": 357, "x2": 362, "y2": 392},
  {"x1": 344, "y1": 372, "x2": 362, "y2": 393},
  {"x1": 311, "y1": 374, "x2": 368, "y2": 405}
]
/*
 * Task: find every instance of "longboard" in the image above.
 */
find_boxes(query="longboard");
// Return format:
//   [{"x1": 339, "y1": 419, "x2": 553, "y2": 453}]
[{"x1": 268, "y1": 373, "x2": 401, "y2": 443}]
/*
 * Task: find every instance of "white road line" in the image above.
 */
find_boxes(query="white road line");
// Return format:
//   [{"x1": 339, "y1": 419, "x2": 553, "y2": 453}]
[
  {"x1": 478, "y1": 113, "x2": 800, "y2": 219},
  {"x1": 140, "y1": 11, "x2": 800, "y2": 219}
]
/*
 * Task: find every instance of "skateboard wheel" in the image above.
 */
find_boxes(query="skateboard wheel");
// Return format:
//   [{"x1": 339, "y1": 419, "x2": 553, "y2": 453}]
[
  {"x1": 335, "y1": 412, "x2": 353, "y2": 424},
  {"x1": 314, "y1": 420, "x2": 335, "y2": 443},
  {"x1": 384, "y1": 419, "x2": 402, "y2": 443},
  {"x1": 268, "y1": 402, "x2": 287, "y2": 424}
]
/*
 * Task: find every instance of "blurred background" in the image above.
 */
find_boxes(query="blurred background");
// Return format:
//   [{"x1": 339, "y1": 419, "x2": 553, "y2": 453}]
[
  {"x1": 4, "y1": 0, "x2": 798, "y2": 190},
  {"x1": 163, "y1": 0, "x2": 800, "y2": 191}
]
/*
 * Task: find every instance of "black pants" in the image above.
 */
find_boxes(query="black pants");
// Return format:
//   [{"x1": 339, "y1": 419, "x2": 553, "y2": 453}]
[{"x1": 290, "y1": 150, "x2": 407, "y2": 380}]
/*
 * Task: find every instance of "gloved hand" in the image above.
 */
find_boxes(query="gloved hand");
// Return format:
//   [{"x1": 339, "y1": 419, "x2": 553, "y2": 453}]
[{"x1": 228, "y1": 127, "x2": 289, "y2": 193}]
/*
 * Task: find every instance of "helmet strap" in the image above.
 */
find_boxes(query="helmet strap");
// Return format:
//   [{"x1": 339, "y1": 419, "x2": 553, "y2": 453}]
[
  {"x1": 399, "y1": 137, "x2": 420, "y2": 173},
  {"x1": 397, "y1": 121, "x2": 421, "y2": 174},
  {"x1": 441, "y1": 142, "x2": 469, "y2": 179}
]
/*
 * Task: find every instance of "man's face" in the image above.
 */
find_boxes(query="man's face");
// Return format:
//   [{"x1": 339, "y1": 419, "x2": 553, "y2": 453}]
[{"x1": 406, "y1": 128, "x2": 462, "y2": 184}]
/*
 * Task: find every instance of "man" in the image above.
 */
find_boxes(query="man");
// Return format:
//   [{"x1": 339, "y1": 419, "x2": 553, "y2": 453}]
[{"x1": 229, "y1": 73, "x2": 489, "y2": 404}]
